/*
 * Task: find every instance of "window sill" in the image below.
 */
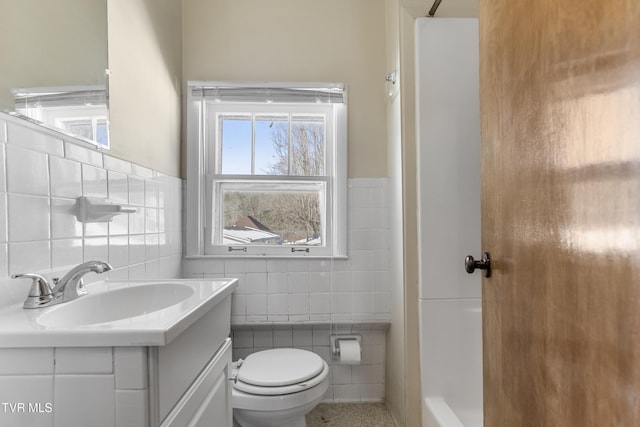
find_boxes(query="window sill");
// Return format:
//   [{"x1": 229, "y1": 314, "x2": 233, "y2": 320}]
[{"x1": 184, "y1": 254, "x2": 349, "y2": 260}]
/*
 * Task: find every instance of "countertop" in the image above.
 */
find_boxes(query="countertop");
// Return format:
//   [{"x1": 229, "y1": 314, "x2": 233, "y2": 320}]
[{"x1": 0, "y1": 278, "x2": 238, "y2": 348}]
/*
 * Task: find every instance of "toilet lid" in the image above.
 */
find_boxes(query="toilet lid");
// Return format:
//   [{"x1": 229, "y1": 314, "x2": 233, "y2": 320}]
[{"x1": 237, "y1": 348, "x2": 325, "y2": 387}]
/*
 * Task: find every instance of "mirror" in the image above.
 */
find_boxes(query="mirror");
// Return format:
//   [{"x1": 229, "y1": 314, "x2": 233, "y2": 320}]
[{"x1": 0, "y1": 0, "x2": 109, "y2": 147}]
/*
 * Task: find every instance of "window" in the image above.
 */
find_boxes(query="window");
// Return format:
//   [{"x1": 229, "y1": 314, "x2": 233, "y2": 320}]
[
  {"x1": 13, "y1": 86, "x2": 109, "y2": 148},
  {"x1": 186, "y1": 82, "x2": 347, "y2": 257},
  {"x1": 55, "y1": 115, "x2": 109, "y2": 147}
]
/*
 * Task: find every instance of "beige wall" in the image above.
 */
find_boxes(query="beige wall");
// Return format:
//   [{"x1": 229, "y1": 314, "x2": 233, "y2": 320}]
[
  {"x1": 182, "y1": 0, "x2": 388, "y2": 179},
  {"x1": 0, "y1": 0, "x2": 107, "y2": 111},
  {"x1": 107, "y1": 0, "x2": 182, "y2": 177},
  {"x1": 385, "y1": 0, "x2": 406, "y2": 424},
  {"x1": 399, "y1": 7, "x2": 422, "y2": 426},
  {"x1": 0, "y1": 0, "x2": 182, "y2": 178}
]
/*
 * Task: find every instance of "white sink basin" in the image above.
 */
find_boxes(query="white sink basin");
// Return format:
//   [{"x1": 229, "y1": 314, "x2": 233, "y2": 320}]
[
  {"x1": 38, "y1": 282, "x2": 195, "y2": 327},
  {"x1": 0, "y1": 278, "x2": 238, "y2": 347}
]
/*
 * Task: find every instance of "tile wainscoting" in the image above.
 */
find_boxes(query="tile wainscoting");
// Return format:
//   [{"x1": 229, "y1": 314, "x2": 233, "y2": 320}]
[
  {"x1": 0, "y1": 113, "x2": 392, "y2": 405},
  {"x1": 0, "y1": 113, "x2": 183, "y2": 306},
  {"x1": 232, "y1": 323, "x2": 388, "y2": 403},
  {"x1": 184, "y1": 178, "x2": 392, "y2": 402},
  {"x1": 183, "y1": 178, "x2": 392, "y2": 325},
  {"x1": 0, "y1": 347, "x2": 148, "y2": 427}
]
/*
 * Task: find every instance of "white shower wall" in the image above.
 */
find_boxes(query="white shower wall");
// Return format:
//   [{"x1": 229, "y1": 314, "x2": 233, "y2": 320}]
[
  {"x1": 416, "y1": 18, "x2": 483, "y2": 427},
  {"x1": 0, "y1": 113, "x2": 183, "y2": 306}
]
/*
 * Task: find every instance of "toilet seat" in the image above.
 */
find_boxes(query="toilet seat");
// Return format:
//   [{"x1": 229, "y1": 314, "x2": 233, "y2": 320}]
[{"x1": 233, "y1": 349, "x2": 329, "y2": 396}]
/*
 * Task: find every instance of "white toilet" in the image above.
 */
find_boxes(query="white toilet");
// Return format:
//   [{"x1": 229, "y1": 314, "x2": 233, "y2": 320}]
[{"x1": 231, "y1": 348, "x2": 330, "y2": 427}]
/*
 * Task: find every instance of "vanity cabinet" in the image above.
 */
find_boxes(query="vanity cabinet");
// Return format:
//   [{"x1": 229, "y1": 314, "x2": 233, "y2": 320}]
[
  {"x1": 0, "y1": 284, "x2": 234, "y2": 427},
  {"x1": 151, "y1": 295, "x2": 233, "y2": 426},
  {"x1": 159, "y1": 338, "x2": 232, "y2": 427}
]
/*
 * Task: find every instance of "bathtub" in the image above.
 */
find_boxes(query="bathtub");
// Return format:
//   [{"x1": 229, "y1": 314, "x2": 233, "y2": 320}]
[
  {"x1": 419, "y1": 299, "x2": 483, "y2": 427},
  {"x1": 424, "y1": 397, "x2": 483, "y2": 427}
]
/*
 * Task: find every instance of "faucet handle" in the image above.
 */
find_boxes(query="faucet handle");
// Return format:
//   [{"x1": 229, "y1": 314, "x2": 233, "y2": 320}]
[
  {"x1": 12, "y1": 273, "x2": 53, "y2": 296},
  {"x1": 11, "y1": 273, "x2": 54, "y2": 309}
]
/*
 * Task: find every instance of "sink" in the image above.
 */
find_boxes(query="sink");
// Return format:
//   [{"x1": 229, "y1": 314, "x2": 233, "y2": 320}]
[
  {"x1": 0, "y1": 278, "x2": 238, "y2": 347},
  {"x1": 38, "y1": 282, "x2": 195, "y2": 327}
]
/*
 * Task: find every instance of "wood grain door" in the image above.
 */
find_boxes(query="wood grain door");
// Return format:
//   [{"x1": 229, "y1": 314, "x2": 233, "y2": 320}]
[{"x1": 479, "y1": 0, "x2": 640, "y2": 425}]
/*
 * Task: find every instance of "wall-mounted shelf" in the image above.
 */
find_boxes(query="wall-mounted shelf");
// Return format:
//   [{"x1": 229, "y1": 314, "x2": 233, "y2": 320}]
[{"x1": 74, "y1": 196, "x2": 136, "y2": 223}]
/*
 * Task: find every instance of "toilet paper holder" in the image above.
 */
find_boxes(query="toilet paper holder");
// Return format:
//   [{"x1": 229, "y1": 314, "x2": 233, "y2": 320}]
[{"x1": 330, "y1": 334, "x2": 361, "y2": 360}]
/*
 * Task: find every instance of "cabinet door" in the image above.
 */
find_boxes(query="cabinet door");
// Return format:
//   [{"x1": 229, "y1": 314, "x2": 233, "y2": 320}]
[
  {"x1": 158, "y1": 297, "x2": 232, "y2": 421},
  {"x1": 188, "y1": 366, "x2": 232, "y2": 427},
  {"x1": 161, "y1": 338, "x2": 232, "y2": 427}
]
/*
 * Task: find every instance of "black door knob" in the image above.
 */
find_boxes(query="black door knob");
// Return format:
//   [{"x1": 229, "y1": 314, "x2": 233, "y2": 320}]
[{"x1": 465, "y1": 252, "x2": 491, "y2": 277}]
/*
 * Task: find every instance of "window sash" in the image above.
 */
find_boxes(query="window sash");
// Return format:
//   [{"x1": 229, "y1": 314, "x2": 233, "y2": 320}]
[
  {"x1": 204, "y1": 176, "x2": 332, "y2": 256},
  {"x1": 186, "y1": 81, "x2": 347, "y2": 258},
  {"x1": 203, "y1": 102, "x2": 336, "y2": 256},
  {"x1": 205, "y1": 102, "x2": 334, "y2": 175},
  {"x1": 215, "y1": 111, "x2": 327, "y2": 177}
]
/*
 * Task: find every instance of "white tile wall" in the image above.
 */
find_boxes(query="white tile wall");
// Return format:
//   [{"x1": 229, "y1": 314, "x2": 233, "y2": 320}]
[
  {"x1": 8, "y1": 194, "x2": 50, "y2": 242},
  {"x1": 187, "y1": 178, "x2": 394, "y2": 401},
  {"x1": 0, "y1": 375, "x2": 54, "y2": 427},
  {"x1": 103, "y1": 155, "x2": 132, "y2": 175},
  {"x1": 0, "y1": 113, "x2": 392, "y2": 411},
  {"x1": 114, "y1": 347, "x2": 148, "y2": 390},
  {"x1": 6, "y1": 144, "x2": 50, "y2": 196},
  {"x1": 0, "y1": 142, "x2": 6, "y2": 192},
  {"x1": 0, "y1": 348, "x2": 54, "y2": 375},
  {"x1": 0, "y1": 194, "x2": 5, "y2": 244},
  {"x1": 54, "y1": 375, "x2": 115, "y2": 427},
  {"x1": 0, "y1": 114, "x2": 184, "y2": 307},
  {"x1": 54, "y1": 348, "x2": 113, "y2": 375},
  {"x1": 115, "y1": 389, "x2": 149, "y2": 427},
  {"x1": 9, "y1": 241, "x2": 50, "y2": 274},
  {"x1": 0, "y1": 117, "x2": 182, "y2": 427},
  {"x1": 7, "y1": 121, "x2": 64, "y2": 157},
  {"x1": 50, "y1": 156, "x2": 82, "y2": 199},
  {"x1": 64, "y1": 141, "x2": 102, "y2": 166},
  {"x1": 183, "y1": 178, "x2": 392, "y2": 325},
  {"x1": 231, "y1": 325, "x2": 387, "y2": 403},
  {"x1": 0, "y1": 344, "x2": 153, "y2": 427}
]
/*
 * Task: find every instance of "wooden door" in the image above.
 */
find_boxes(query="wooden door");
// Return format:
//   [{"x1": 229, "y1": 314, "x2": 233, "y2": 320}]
[{"x1": 479, "y1": 1, "x2": 640, "y2": 425}]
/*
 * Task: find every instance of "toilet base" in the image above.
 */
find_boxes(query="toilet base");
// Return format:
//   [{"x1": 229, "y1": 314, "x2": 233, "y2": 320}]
[{"x1": 233, "y1": 398, "x2": 319, "y2": 427}]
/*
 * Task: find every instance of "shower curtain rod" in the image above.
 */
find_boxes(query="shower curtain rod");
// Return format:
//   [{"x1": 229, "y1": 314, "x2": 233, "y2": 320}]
[{"x1": 427, "y1": 0, "x2": 443, "y2": 16}]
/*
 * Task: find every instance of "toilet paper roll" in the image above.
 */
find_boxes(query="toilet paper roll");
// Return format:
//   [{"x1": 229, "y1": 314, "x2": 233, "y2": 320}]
[{"x1": 338, "y1": 340, "x2": 361, "y2": 365}]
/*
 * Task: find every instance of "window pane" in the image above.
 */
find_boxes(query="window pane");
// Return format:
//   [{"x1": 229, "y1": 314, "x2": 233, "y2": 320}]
[
  {"x1": 222, "y1": 190, "x2": 322, "y2": 246},
  {"x1": 255, "y1": 115, "x2": 287, "y2": 175},
  {"x1": 96, "y1": 119, "x2": 109, "y2": 147},
  {"x1": 220, "y1": 116, "x2": 252, "y2": 174},
  {"x1": 65, "y1": 119, "x2": 94, "y2": 140},
  {"x1": 291, "y1": 115, "x2": 325, "y2": 176}
]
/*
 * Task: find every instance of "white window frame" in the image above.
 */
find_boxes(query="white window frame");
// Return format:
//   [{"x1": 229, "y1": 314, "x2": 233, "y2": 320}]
[{"x1": 185, "y1": 81, "x2": 348, "y2": 258}]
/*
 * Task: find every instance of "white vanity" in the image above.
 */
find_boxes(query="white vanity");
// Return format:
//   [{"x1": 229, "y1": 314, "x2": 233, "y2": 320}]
[{"x1": 0, "y1": 278, "x2": 238, "y2": 427}]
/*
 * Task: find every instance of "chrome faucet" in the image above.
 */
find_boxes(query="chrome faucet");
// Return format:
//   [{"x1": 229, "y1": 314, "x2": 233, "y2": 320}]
[
  {"x1": 12, "y1": 261, "x2": 113, "y2": 309},
  {"x1": 52, "y1": 261, "x2": 113, "y2": 303}
]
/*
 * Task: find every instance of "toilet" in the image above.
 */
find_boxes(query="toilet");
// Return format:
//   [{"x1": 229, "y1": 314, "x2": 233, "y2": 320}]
[{"x1": 231, "y1": 348, "x2": 330, "y2": 427}]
